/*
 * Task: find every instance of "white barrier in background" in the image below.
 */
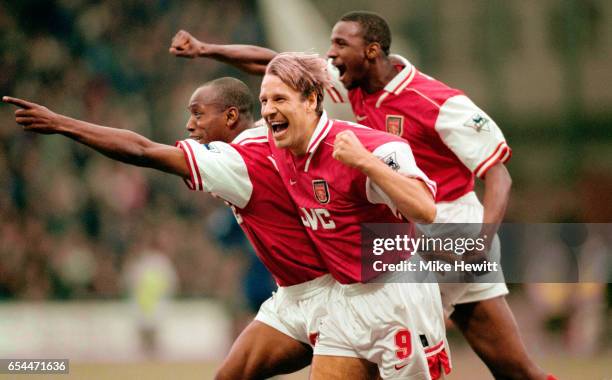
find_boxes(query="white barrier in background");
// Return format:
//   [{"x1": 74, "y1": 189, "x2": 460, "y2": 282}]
[{"x1": 0, "y1": 300, "x2": 232, "y2": 362}]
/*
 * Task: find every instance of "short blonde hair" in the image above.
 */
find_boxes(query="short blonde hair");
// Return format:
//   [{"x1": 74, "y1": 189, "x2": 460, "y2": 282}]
[{"x1": 265, "y1": 52, "x2": 329, "y2": 114}]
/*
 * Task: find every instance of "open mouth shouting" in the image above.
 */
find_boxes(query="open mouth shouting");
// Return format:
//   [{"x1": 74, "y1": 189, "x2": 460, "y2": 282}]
[
  {"x1": 268, "y1": 119, "x2": 289, "y2": 138},
  {"x1": 335, "y1": 63, "x2": 347, "y2": 82}
]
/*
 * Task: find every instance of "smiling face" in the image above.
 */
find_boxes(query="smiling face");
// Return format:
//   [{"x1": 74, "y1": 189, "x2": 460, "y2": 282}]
[
  {"x1": 327, "y1": 21, "x2": 371, "y2": 90},
  {"x1": 186, "y1": 86, "x2": 230, "y2": 144},
  {"x1": 259, "y1": 74, "x2": 318, "y2": 155}
]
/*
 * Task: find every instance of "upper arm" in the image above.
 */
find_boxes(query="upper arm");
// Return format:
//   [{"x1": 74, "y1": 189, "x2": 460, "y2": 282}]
[
  {"x1": 176, "y1": 139, "x2": 253, "y2": 208},
  {"x1": 366, "y1": 141, "x2": 437, "y2": 210},
  {"x1": 434, "y1": 95, "x2": 511, "y2": 179}
]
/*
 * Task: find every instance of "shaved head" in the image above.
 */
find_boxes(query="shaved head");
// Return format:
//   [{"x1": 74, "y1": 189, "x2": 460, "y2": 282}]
[
  {"x1": 186, "y1": 77, "x2": 255, "y2": 144},
  {"x1": 195, "y1": 77, "x2": 254, "y2": 121}
]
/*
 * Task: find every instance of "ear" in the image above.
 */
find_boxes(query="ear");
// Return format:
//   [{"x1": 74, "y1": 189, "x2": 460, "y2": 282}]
[
  {"x1": 365, "y1": 42, "x2": 381, "y2": 60},
  {"x1": 306, "y1": 92, "x2": 318, "y2": 113},
  {"x1": 226, "y1": 107, "x2": 239, "y2": 128}
]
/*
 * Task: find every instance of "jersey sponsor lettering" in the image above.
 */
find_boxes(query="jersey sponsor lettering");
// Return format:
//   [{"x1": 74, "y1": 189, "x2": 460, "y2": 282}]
[
  {"x1": 300, "y1": 207, "x2": 336, "y2": 230},
  {"x1": 269, "y1": 115, "x2": 434, "y2": 283},
  {"x1": 176, "y1": 128, "x2": 328, "y2": 286}
]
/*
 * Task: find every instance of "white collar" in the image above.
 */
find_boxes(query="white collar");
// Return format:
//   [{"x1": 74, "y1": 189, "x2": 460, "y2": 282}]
[
  {"x1": 302, "y1": 111, "x2": 333, "y2": 172},
  {"x1": 383, "y1": 54, "x2": 416, "y2": 95},
  {"x1": 372, "y1": 54, "x2": 417, "y2": 108},
  {"x1": 305, "y1": 111, "x2": 333, "y2": 154}
]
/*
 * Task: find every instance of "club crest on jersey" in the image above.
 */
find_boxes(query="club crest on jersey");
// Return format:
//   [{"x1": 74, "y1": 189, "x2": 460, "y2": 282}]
[
  {"x1": 312, "y1": 179, "x2": 330, "y2": 204},
  {"x1": 382, "y1": 152, "x2": 400, "y2": 171},
  {"x1": 385, "y1": 115, "x2": 404, "y2": 136},
  {"x1": 464, "y1": 113, "x2": 490, "y2": 132}
]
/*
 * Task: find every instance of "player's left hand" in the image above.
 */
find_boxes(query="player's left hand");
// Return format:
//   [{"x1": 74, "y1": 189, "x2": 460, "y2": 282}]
[
  {"x1": 332, "y1": 130, "x2": 372, "y2": 169},
  {"x1": 3, "y1": 96, "x2": 62, "y2": 134}
]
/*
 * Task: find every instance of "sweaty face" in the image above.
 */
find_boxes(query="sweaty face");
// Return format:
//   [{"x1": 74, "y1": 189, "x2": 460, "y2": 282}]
[
  {"x1": 259, "y1": 74, "x2": 315, "y2": 155},
  {"x1": 327, "y1": 21, "x2": 370, "y2": 90},
  {"x1": 186, "y1": 86, "x2": 229, "y2": 144}
]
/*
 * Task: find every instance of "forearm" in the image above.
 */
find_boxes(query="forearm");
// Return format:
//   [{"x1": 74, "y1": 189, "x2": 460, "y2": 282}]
[
  {"x1": 201, "y1": 43, "x2": 277, "y2": 75},
  {"x1": 359, "y1": 155, "x2": 436, "y2": 223},
  {"x1": 480, "y1": 162, "x2": 512, "y2": 245},
  {"x1": 56, "y1": 115, "x2": 187, "y2": 176}
]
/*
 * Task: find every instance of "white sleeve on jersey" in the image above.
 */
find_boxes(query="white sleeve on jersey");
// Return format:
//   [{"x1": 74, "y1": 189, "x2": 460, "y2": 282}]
[
  {"x1": 325, "y1": 59, "x2": 349, "y2": 104},
  {"x1": 365, "y1": 141, "x2": 437, "y2": 215},
  {"x1": 176, "y1": 139, "x2": 253, "y2": 208},
  {"x1": 435, "y1": 95, "x2": 511, "y2": 178}
]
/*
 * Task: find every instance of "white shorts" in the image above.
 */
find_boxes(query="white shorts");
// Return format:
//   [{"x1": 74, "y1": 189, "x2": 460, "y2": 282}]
[
  {"x1": 255, "y1": 274, "x2": 335, "y2": 347},
  {"x1": 314, "y1": 281, "x2": 450, "y2": 380},
  {"x1": 428, "y1": 192, "x2": 509, "y2": 316}
]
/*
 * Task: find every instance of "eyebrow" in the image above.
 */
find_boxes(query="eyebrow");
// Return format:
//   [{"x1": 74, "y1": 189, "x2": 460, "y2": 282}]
[{"x1": 189, "y1": 102, "x2": 227, "y2": 109}]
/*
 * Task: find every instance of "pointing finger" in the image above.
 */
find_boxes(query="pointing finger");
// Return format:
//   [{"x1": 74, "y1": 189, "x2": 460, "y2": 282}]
[{"x1": 3, "y1": 96, "x2": 36, "y2": 109}]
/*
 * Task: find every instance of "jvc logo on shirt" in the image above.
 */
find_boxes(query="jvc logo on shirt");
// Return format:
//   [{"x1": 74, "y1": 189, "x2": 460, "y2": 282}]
[{"x1": 299, "y1": 208, "x2": 336, "y2": 230}]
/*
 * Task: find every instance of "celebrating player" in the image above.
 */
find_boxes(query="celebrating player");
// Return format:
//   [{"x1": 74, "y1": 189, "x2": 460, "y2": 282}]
[
  {"x1": 169, "y1": 12, "x2": 556, "y2": 380},
  {"x1": 259, "y1": 52, "x2": 449, "y2": 380},
  {"x1": 3, "y1": 78, "x2": 333, "y2": 380}
]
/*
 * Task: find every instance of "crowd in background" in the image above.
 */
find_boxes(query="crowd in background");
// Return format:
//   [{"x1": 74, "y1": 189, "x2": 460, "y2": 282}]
[
  {"x1": 0, "y1": 0, "x2": 610, "y2": 355},
  {"x1": 0, "y1": 0, "x2": 267, "y2": 304}
]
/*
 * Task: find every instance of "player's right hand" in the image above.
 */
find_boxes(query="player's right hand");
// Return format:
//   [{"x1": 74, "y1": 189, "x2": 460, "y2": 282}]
[
  {"x1": 333, "y1": 130, "x2": 372, "y2": 169},
  {"x1": 3, "y1": 96, "x2": 62, "y2": 134},
  {"x1": 169, "y1": 30, "x2": 202, "y2": 58}
]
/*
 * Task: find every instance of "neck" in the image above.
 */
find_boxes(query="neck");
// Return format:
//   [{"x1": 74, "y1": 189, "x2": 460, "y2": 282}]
[
  {"x1": 362, "y1": 57, "x2": 398, "y2": 94},
  {"x1": 289, "y1": 114, "x2": 320, "y2": 156},
  {"x1": 227, "y1": 119, "x2": 251, "y2": 142}
]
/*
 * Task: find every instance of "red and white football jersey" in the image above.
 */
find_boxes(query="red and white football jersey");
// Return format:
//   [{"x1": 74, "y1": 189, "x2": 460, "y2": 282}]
[
  {"x1": 327, "y1": 55, "x2": 511, "y2": 202},
  {"x1": 176, "y1": 127, "x2": 328, "y2": 286},
  {"x1": 268, "y1": 112, "x2": 436, "y2": 284}
]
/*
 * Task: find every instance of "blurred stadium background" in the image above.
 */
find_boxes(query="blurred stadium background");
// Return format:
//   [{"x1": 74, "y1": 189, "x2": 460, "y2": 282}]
[{"x1": 0, "y1": 0, "x2": 610, "y2": 379}]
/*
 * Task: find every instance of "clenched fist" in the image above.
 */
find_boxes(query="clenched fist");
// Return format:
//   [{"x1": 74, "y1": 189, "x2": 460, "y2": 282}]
[
  {"x1": 169, "y1": 30, "x2": 204, "y2": 58},
  {"x1": 332, "y1": 130, "x2": 373, "y2": 169},
  {"x1": 3, "y1": 96, "x2": 63, "y2": 134}
]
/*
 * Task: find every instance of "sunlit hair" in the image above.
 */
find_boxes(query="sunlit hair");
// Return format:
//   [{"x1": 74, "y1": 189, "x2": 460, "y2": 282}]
[{"x1": 265, "y1": 52, "x2": 329, "y2": 115}]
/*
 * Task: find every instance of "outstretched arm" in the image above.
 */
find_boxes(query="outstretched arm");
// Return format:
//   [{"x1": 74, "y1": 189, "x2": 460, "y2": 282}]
[
  {"x1": 169, "y1": 30, "x2": 276, "y2": 75},
  {"x1": 3, "y1": 96, "x2": 189, "y2": 178},
  {"x1": 333, "y1": 130, "x2": 436, "y2": 223}
]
